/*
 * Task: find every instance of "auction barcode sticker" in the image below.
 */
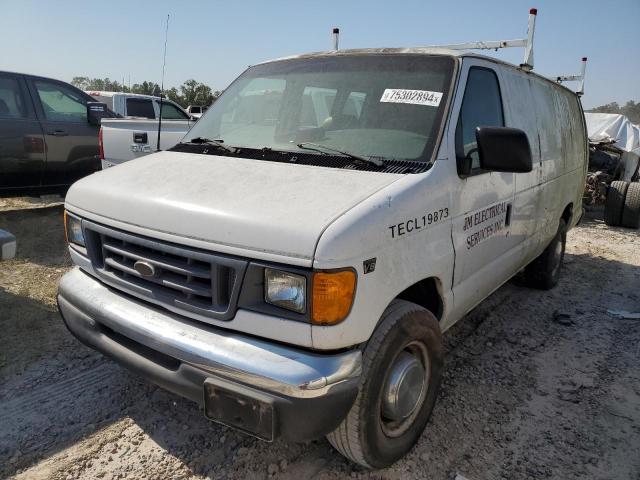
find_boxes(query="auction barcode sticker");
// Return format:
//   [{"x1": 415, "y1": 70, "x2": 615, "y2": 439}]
[{"x1": 380, "y1": 89, "x2": 443, "y2": 107}]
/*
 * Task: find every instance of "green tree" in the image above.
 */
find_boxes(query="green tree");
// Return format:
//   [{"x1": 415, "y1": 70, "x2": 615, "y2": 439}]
[
  {"x1": 589, "y1": 102, "x2": 620, "y2": 115},
  {"x1": 165, "y1": 87, "x2": 182, "y2": 106},
  {"x1": 131, "y1": 81, "x2": 161, "y2": 96},
  {"x1": 587, "y1": 100, "x2": 640, "y2": 125},
  {"x1": 620, "y1": 101, "x2": 640, "y2": 124},
  {"x1": 179, "y1": 79, "x2": 215, "y2": 107},
  {"x1": 71, "y1": 77, "x2": 128, "y2": 92},
  {"x1": 71, "y1": 75, "x2": 222, "y2": 107},
  {"x1": 71, "y1": 76, "x2": 91, "y2": 90}
]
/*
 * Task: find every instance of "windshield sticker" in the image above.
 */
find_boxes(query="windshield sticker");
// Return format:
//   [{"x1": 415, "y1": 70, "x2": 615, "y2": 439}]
[{"x1": 380, "y1": 89, "x2": 442, "y2": 107}]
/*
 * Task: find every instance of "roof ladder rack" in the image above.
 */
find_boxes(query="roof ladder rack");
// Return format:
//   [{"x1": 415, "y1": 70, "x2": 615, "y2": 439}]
[
  {"x1": 553, "y1": 57, "x2": 588, "y2": 96},
  {"x1": 420, "y1": 8, "x2": 538, "y2": 71}
]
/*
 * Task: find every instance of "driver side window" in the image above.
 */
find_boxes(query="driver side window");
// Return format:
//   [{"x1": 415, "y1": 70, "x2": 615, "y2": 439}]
[
  {"x1": 455, "y1": 67, "x2": 504, "y2": 174},
  {"x1": 34, "y1": 80, "x2": 87, "y2": 123}
]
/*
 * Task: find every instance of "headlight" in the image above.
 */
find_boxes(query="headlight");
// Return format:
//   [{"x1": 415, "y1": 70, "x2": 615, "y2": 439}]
[
  {"x1": 64, "y1": 211, "x2": 85, "y2": 247},
  {"x1": 264, "y1": 268, "x2": 306, "y2": 313}
]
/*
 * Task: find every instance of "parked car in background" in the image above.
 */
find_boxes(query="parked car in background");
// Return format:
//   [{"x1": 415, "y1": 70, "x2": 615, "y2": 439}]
[
  {"x1": 86, "y1": 91, "x2": 193, "y2": 121},
  {"x1": 0, "y1": 71, "x2": 114, "y2": 193},
  {"x1": 88, "y1": 92, "x2": 197, "y2": 168},
  {"x1": 186, "y1": 105, "x2": 208, "y2": 118},
  {"x1": 99, "y1": 112, "x2": 197, "y2": 168}
]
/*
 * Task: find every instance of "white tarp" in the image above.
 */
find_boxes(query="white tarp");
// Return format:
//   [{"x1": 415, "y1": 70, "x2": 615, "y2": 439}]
[
  {"x1": 585, "y1": 113, "x2": 640, "y2": 182},
  {"x1": 585, "y1": 113, "x2": 640, "y2": 155}
]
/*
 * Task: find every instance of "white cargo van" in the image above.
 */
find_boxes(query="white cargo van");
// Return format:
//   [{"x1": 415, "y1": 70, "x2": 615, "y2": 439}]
[{"x1": 58, "y1": 21, "x2": 588, "y2": 468}]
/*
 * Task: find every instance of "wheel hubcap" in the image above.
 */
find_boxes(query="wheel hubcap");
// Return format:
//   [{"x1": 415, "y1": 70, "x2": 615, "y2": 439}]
[
  {"x1": 382, "y1": 352, "x2": 425, "y2": 420},
  {"x1": 380, "y1": 342, "x2": 430, "y2": 437}
]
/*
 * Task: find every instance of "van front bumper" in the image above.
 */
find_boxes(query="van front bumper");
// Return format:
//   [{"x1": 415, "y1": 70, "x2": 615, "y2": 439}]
[{"x1": 57, "y1": 268, "x2": 361, "y2": 442}]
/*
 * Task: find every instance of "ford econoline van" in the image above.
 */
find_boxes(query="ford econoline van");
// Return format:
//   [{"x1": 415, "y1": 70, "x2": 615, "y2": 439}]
[{"x1": 58, "y1": 46, "x2": 587, "y2": 467}]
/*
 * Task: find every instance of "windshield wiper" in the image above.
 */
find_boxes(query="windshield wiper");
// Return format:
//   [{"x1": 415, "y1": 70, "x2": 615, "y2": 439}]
[
  {"x1": 296, "y1": 142, "x2": 385, "y2": 168},
  {"x1": 182, "y1": 137, "x2": 236, "y2": 153}
]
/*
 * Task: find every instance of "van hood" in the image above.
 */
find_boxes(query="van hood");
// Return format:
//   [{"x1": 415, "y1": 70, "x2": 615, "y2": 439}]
[{"x1": 66, "y1": 152, "x2": 401, "y2": 264}]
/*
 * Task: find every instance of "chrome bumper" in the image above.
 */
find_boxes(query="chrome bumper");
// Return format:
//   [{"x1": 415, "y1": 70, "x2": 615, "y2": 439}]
[{"x1": 57, "y1": 268, "x2": 361, "y2": 399}]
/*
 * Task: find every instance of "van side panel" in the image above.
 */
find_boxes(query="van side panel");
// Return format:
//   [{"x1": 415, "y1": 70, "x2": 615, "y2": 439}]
[
  {"x1": 557, "y1": 90, "x2": 588, "y2": 225},
  {"x1": 442, "y1": 61, "x2": 588, "y2": 331},
  {"x1": 571, "y1": 97, "x2": 588, "y2": 225},
  {"x1": 529, "y1": 76, "x2": 586, "y2": 243},
  {"x1": 446, "y1": 59, "x2": 533, "y2": 328},
  {"x1": 498, "y1": 68, "x2": 543, "y2": 263}
]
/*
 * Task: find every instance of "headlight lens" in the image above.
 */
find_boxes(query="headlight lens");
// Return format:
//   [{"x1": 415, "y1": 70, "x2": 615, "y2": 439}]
[
  {"x1": 64, "y1": 211, "x2": 85, "y2": 246},
  {"x1": 264, "y1": 268, "x2": 306, "y2": 313}
]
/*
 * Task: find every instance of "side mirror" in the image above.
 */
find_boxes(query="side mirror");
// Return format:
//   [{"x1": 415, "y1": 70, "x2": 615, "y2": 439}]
[
  {"x1": 87, "y1": 102, "x2": 108, "y2": 126},
  {"x1": 476, "y1": 126, "x2": 533, "y2": 173}
]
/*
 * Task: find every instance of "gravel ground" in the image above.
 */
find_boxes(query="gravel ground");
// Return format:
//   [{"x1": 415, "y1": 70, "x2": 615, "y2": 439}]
[{"x1": 1, "y1": 199, "x2": 639, "y2": 480}]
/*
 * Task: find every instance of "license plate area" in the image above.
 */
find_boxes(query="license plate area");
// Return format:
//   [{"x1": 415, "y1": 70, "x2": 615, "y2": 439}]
[{"x1": 203, "y1": 379, "x2": 275, "y2": 442}]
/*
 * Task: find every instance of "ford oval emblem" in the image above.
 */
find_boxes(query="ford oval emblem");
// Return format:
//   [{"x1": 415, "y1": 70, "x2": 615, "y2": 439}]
[{"x1": 133, "y1": 261, "x2": 156, "y2": 278}]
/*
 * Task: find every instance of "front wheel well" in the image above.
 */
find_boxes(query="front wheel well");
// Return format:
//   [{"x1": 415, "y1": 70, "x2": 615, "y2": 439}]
[{"x1": 396, "y1": 277, "x2": 443, "y2": 320}]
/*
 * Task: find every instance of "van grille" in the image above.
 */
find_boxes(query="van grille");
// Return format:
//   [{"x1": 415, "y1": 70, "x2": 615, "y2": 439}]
[{"x1": 83, "y1": 221, "x2": 247, "y2": 322}]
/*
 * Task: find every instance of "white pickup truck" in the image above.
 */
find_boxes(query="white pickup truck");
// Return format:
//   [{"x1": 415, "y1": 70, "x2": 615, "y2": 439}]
[
  {"x1": 89, "y1": 91, "x2": 197, "y2": 168},
  {"x1": 87, "y1": 91, "x2": 190, "y2": 119},
  {"x1": 99, "y1": 116, "x2": 196, "y2": 168}
]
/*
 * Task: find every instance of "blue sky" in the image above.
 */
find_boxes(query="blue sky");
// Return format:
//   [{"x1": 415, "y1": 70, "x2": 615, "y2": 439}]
[{"x1": 0, "y1": 0, "x2": 638, "y2": 108}]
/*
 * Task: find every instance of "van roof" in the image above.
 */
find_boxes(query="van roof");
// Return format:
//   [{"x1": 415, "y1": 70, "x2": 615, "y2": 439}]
[
  {"x1": 261, "y1": 47, "x2": 467, "y2": 63},
  {"x1": 257, "y1": 48, "x2": 580, "y2": 96}
]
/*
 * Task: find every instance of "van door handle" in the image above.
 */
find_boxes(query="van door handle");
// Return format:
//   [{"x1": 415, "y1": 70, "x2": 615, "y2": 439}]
[{"x1": 47, "y1": 130, "x2": 69, "y2": 137}]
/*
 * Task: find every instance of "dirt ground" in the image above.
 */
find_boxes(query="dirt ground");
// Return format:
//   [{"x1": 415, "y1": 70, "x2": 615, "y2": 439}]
[{"x1": 1, "y1": 198, "x2": 639, "y2": 480}]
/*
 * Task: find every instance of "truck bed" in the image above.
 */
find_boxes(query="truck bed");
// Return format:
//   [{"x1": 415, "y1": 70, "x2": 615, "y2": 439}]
[{"x1": 101, "y1": 118, "x2": 195, "y2": 168}]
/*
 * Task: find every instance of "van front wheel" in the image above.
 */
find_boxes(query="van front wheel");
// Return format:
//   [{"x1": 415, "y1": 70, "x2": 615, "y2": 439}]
[
  {"x1": 524, "y1": 219, "x2": 567, "y2": 290},
  {"x1": 326, "y1": 300, "x2": 443, "y2": 468}
]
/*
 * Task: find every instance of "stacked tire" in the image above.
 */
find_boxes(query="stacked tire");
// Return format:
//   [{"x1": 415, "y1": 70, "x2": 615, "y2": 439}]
[{"x1": 605, "y1": 181, "x2": 640, "y2": 229}]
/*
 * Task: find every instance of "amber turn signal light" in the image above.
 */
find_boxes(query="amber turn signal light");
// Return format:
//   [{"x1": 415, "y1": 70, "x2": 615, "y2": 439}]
[{"x1": 312, "y1": 270, "x2": 356, "y2": 325}]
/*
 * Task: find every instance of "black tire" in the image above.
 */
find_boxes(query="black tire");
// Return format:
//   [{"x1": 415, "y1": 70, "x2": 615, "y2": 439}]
[
  {"x1": 524, "y1": 219, "x2": 567, "y2": 290},
  {"x1": 604, "y1": 180, "x2": 629, "y2": 226},
  {"x1": 621, "y1": 182, "x2": 640, "y2": 229},
  {"x1": 326, "y1": 300, "x2": 443, "y2": 469}
]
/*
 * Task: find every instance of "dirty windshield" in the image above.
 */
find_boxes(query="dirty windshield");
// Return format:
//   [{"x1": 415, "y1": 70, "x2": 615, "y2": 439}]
[{"x1": 183, "y1": 54, "x2": 455, "y2": 163}]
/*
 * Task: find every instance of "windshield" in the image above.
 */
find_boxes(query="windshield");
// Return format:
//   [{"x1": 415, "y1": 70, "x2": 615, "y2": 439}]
[{"x1": 184, "y1": 54, "x2": 455, "y2": 163}]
